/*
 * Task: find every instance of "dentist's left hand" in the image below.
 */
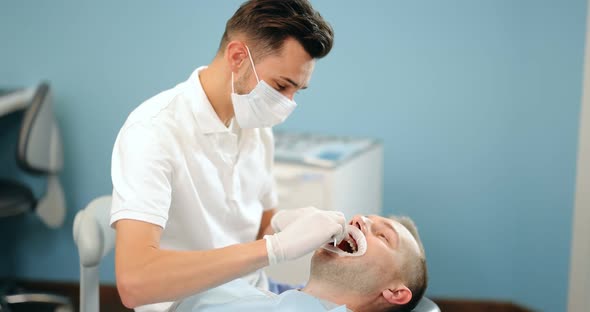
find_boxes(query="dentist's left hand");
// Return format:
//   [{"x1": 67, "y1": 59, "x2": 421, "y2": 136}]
[{"x1": 264, "y1": 210, "x2": 346, "y2": 265}]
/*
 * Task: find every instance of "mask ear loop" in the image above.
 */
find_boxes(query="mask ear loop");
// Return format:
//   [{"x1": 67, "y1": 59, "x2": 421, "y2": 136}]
[
  {"x1": 244, "y1": 45, "x2": 260, "y2": 83},
  {"x1": 231, "y1": 45, "x2": 259, "y2": 93}
]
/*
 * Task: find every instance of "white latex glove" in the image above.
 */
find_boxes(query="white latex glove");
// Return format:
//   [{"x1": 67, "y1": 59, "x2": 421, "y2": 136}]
[
  {"x1": 264, "y1": 210, "x2": 346, "y2": 265},
  {"x1": 270, "y1": 206, "x2": 321, "y2": 233}
]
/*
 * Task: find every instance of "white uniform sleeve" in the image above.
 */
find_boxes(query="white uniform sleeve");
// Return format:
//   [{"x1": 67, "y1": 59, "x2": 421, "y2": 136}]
[
  {"x1": 260, "y1": 128, "x2": 278, "y2": 210},
  {"x1": 110, "y1": 122, "x2": 173, "y2": 228}
]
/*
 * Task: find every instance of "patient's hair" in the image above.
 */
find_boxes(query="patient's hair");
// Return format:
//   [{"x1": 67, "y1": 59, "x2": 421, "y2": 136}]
[
  {"x1": 388, "y1": 216, "x2": 428, "y2": 312},
  {"x1": 218, "y1": 0, "x2": 334, "y2": 60}
]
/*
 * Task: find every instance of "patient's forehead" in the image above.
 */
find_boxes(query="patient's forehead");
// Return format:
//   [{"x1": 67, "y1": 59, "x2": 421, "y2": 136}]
[{"x1": 371, "y1": 215, "x2": 421, "y2": 255}]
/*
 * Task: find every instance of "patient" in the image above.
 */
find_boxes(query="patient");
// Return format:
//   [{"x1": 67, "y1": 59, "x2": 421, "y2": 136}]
[{"x1": 169, "y1": 214, "x2": 428, "y2": 312}]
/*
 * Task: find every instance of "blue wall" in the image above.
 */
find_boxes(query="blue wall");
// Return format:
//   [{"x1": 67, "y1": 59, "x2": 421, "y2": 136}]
[{"x1": 0, "y1": 1, "x2": 586, "y2": 311}]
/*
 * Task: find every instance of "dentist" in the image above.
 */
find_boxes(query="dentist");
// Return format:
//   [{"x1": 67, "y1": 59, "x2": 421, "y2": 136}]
[{"x1": 109, "y1": 0, "x2": 344, "y2": 311}]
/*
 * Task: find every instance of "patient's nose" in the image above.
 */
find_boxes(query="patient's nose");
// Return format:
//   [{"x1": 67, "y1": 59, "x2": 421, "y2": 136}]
[{"x1": 350, "y1": 215, "x2": 367, "y2": 233}]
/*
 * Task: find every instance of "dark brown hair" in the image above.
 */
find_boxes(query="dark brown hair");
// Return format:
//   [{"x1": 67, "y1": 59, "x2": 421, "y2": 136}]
[{"x1": 219, "y1": 0, "x2": 334, "y2": 60}]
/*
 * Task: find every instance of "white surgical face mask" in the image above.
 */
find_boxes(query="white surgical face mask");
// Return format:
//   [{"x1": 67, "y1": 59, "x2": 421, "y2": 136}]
[{"x1": 231, "y1": 46, "x2": 297, "y2": 129}]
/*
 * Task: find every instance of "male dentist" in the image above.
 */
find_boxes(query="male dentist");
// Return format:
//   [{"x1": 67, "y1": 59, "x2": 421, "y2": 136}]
[{"x1": 110, "y1": 0, "x2": 344, "y2": 311}]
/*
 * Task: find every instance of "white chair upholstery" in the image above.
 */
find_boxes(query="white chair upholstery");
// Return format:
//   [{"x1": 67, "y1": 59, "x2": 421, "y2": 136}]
[
  {"x1": 413, "y1": 297, "x2": 441, "y2": 312},
  {"x1": 72, "y1": 195, "x2": 440, "y2": 312}
]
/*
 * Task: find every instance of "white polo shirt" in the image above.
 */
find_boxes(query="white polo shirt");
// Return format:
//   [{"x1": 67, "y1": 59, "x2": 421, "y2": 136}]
[{"x1": 110, "y1": 66, "x2": 278, "y2": 312}]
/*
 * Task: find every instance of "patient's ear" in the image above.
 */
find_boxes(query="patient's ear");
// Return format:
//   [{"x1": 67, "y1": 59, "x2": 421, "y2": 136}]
[{"x1": 382, "y1": 285, "x2": 412, "y2": 305}]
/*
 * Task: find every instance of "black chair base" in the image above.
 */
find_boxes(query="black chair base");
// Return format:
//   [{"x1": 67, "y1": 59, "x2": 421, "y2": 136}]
[
  {"x1": 0, "y1": 284, "x2": 73, "y2": 312},
  {"x1": 0, "y1": 180, "x2": 35, "y2": 218}
]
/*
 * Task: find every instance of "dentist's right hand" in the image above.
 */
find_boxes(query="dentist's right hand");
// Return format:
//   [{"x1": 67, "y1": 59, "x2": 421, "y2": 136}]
[{"x1": 264, "y1": 210, "x2": 346, "y2": 265}]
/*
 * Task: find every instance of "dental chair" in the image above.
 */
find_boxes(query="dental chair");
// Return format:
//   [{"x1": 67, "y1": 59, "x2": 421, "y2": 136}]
[
  {"x1": 0, "y1": 83, "x2": 71, "y2": 310},
  {"x1": 0, "y1": 82, "x2": 66, "y2": 227},
  {"x1": 73, "y1": 195, "x2": 440, "y2": 312}
]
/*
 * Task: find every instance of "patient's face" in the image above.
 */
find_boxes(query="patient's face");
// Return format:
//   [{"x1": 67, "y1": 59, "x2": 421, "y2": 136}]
[{"x1": 310, "y1": 215, "x2": 420, "y2": 295}]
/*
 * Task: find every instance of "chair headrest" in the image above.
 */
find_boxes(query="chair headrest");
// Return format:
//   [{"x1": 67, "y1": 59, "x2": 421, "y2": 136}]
[{"x1": 412, "y1": 297, "x2": 441, "y2": 312}]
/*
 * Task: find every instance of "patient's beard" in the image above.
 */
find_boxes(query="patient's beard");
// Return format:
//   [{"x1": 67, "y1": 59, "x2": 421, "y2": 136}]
[{"x1": 308, "y1": 252, "x2": 384, "y2": 296}]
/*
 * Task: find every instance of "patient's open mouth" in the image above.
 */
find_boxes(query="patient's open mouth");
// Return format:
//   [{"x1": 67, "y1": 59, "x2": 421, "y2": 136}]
[
  {"x1": 337, "y1": 235, "x2": 358, "y2": 254},
  {"x1": 321, "y1": 224, "x2": 367, "y2": 257}
]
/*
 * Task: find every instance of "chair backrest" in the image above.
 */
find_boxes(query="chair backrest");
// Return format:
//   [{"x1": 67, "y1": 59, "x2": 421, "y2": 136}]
[
  {"x1": 0, "y1": 82, "x2": 66, "y2": 228},
  {"x1": 73, "y1": 195, "x2": 114, "y2": 312},
  {"x1": 16, "y1": 82, "x2": 63, "y2": 175}
]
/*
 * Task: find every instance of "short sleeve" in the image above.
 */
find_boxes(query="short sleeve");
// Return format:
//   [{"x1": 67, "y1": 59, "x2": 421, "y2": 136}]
[
  {"x1": 259, "y1": 128, "x2": 279, "y2": 210},
  {"x1": 260, "y1": 178, "x2": 278, "y2": 211},
  {"x1": 110, "y1": 122, "x2": 173, "y2": 228}
]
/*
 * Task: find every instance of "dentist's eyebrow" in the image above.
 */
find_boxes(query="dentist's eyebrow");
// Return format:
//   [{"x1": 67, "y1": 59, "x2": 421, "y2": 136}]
[{"x1": 280, "y1": 76, "x2": 308, "y2": 89}]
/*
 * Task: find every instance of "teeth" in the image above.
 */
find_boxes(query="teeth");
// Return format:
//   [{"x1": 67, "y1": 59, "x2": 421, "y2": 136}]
[{"x1": 347, "y1": 239, "x2": 357, "y2": 252}]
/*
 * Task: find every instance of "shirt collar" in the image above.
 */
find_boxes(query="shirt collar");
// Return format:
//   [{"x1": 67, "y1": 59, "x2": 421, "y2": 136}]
[
  {"x1": 319, "y1": 298, "x2": 352, "y2": 311},
  {"x1": 185, "y1": 66, "x2": 230, "y2": 135},
  {"x1": 291, "y1": 289, "x2": 352, "y2": 312}
]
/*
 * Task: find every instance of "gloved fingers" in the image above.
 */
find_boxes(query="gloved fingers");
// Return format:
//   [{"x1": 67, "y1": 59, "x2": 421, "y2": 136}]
[
  {"x1": 270, "y1": 210, "x2": 287, "y2": 232},
  {"x1": 333, "y1": 225, "x2": 347, "y2": 244},
  {"x1": 320, "y1": 211, "x2": 346, "y2": 243},
  {"x1": 332, "y1": 223, "x2": 347, "y2": 245},
  {"x1": 322, "y1": 211, "x2": 345, "y2": 224},
  {"x1": 323, "y1": 221, "x2": 347, "y2": 246},
  {"x1": 307, "y1": 211, "x2": 346, "y2": 245},
  {"x1": 271, "y1": 206, "x2": 322, "y2": 233},
  {"x1": 299, "y1": 206, "x2": 321, "y2": 214},
  {"x1": 268, "y1": 210, "x2": 349, "y2": 264},
  {"x1": 270, "y1": 208, "x2": 299, "y2": 232}
]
